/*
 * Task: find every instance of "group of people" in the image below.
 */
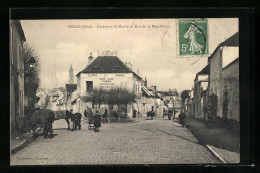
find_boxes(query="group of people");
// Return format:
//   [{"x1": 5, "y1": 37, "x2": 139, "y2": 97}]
[
  {"x1": 83, "y1": 106, "x2": 187, "y2": 131},
  {"x1": 84, "y1": 108, "x2": 102, "y2": 132}
]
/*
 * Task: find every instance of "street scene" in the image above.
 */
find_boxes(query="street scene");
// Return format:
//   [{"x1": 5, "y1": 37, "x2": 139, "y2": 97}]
[
  {"x1": 11, "y1": 118, "x2": 220, "y2": 165},
  {"x1": 10, "y1": 18, "x2": 239, "y2": 165}
]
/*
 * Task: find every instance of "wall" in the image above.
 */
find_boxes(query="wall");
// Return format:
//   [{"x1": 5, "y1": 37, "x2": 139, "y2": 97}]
[
  {"x1": 209, "y1": 48, "x2": 223, "y2": 118},
  {"x1": 222, "y1": 47, "x2": 239, "y2": 68},
  {"x1": 76, "y1": 72, "x2": 143, "y2": 117},
  {"x1": 10, "y1": 21, "x2": 25, "y2": 129},
  {"x1": 222, "y1": 59, "x2": 239, "y2": 121},
  {"x1": 79, "y1": 73, "x2": 142, "y2": 96}
]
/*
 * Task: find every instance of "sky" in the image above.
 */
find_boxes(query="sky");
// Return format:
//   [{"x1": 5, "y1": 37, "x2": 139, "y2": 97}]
[{"x1": 21, "y1": 18, "x2": 238, "y2": 93}]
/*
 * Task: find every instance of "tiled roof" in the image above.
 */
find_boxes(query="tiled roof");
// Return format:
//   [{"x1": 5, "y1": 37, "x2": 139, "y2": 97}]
[
  {"x1": 219, "y1": 32, "x2": 239, "y2": 47},
  {"x1": 197, "y1": 64, "x2": 210, "y2": 75},
  {"x1": 209, "y1": 32, "x2": 239, "y2": 60},
  {"x1": 14, "y1": 20, "x2": 26, "y2": 42},
  {"x1": 76, "y1": 56, "x2": 142, "y2": 80},
  {"x1": 141, "y1": 86, "x2": 152, "y2": 97}
]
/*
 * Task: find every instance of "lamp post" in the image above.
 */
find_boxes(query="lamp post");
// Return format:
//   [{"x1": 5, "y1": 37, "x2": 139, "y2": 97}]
[
  {"x1": 14, "y1": 57, "x2": 36, "y2": 77},
  {"x1": 28, "y1": 57, "x2": 36, "y2": 68}
]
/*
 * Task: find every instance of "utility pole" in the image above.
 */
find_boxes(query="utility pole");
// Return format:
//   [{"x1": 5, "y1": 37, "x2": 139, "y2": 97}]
[
  {"x1": 52, "y1": 61, "x2": 58, "y2": 110},
  {"x1": 153, "y1": 89, "x2": 157, "y2": 118}
]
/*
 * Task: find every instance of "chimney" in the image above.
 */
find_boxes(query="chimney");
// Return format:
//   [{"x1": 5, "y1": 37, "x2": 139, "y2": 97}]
[{"x1": 88, "y1": 53, "x2": 93, "y2": 64}]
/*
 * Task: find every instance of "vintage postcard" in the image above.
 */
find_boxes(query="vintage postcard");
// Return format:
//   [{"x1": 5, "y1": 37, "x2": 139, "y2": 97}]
[{"x1": 10, "y1": 18, "x2": 239, "y2": 165}]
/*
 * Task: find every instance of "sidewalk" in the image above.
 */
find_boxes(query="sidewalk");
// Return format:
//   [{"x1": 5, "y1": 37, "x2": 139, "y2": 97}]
[
  {"x1": 183, "y1": 116, "x2": 240, "y2": 163},
  {"x1": 11, "y1": 131, "x2": 34, "y2": 155}
]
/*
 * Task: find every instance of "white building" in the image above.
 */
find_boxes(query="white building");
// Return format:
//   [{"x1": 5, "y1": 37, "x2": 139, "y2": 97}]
[{"x1": 74, "y1": 55, "x2": 143, "y2": 117}]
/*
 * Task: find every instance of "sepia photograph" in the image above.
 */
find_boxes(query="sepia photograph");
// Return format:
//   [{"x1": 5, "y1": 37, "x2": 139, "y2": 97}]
[{"x1": 10, "y1": 18, "x2": 240, "y2": 165}]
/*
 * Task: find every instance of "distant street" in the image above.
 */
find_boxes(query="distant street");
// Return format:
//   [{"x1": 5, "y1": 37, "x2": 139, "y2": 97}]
[{"x1": 11, "y1": 118, "x2": 220, "y2": 165}]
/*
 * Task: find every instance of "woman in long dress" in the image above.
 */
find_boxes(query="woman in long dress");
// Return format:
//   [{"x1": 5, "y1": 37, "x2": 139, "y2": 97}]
[{"x1": 184, "y1": 22, "x2": 203, "y2": 54}]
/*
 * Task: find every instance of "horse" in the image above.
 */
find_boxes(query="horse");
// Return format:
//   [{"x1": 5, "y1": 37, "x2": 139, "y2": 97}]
[
  {"x1": 147, "y1": 111, "x2": 155, "y2": 120},
  {"x1": 163, "y1": 109, "x2": 173, "y2": 120},
  {"x1": 54, "y1": 110, "x2": 82, "y2": 131},
  {"x1": 70, "y1": 112, "x2": 82, "y2": 131},
  {"x1": 25, "y1": 108, "x2": 55, "y2": 138}
]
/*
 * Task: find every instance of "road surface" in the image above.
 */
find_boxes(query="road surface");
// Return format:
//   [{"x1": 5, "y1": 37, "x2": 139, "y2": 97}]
[{"x1": 11, "y1": 118, "x2": 220, "y2": 165}]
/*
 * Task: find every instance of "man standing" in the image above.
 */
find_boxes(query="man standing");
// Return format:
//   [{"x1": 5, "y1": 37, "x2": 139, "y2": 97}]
[
  {"x1": 94, "y1": 111, "x2": 101, "y2": 132},
  {"x1": 132, "y1": 107, "x2": 137, "y2": 118}
]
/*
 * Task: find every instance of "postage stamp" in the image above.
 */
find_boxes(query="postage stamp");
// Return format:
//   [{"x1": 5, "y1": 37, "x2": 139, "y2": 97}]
[{"x1": 178, "y1": 19, "x2": 209, "y2": 57}]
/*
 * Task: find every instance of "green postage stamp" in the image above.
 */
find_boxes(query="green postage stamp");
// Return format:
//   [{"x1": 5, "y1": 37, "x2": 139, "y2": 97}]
[{"x1": 178, "y1": 19, "x2": 209, "y2": 57}]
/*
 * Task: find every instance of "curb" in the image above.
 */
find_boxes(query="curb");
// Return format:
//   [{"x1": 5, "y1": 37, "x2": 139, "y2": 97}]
[
  {"x1": 184, "y1": 123, "x2": 226, "y2": 164},
  {"x1": 11, "y1": 135, "x2": 35, "y2": 155},
  {"x1": 206, "y1": 145, "x2": 227, "y2": 163}
]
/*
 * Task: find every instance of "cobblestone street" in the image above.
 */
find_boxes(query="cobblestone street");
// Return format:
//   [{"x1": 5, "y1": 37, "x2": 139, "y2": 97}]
[{"x1": 11, "y1": 118, "x2": 220, "y2": 165}]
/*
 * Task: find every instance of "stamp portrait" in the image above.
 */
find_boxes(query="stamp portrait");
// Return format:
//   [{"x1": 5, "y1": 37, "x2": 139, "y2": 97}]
[{"x1": 178, "y1": 19, "x2": 209, "y2": 57}]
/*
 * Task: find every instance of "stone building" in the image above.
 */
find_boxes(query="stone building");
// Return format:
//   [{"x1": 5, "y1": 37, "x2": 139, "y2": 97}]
[
  {"x1": 208, "y1": 32, "x2": 239, "y2": 121},
  {"x1": 74, "y1": 55, "x2": 143, "y2": 116},
  {"x1": 10, "y1": 20, "x2": 26, "y2": 129},
  {"x1": 192, "y1": 64, "x2": 209, "y2": 119}
]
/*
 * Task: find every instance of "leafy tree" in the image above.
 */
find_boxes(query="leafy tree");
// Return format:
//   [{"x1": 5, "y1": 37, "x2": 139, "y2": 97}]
[
  {"x1": 173, "y1": 88, "x2": 179, "y2": 96},
  {"x1": 23, "y1": 43, "x2": 40, "y2": 105},
  {"x1": 107, "y1": 88, "x2": 136, "y2": 116},
  {"x1": 180, "y1": 90, "x2": 190, "y2": 102},
  {"x1": 83, "y1": 88, "x2": 137, "y2": 118},
  {"x1": 180, "y1": 89, "x2": 190, "y2": 112}
]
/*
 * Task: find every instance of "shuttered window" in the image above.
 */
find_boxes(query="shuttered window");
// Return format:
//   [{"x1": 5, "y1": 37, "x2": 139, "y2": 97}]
[{"x1": 86, "y1": 81, "x2": 93, "y2": 92}]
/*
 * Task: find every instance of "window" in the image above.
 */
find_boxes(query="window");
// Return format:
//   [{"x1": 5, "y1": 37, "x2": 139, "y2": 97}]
[{"x1": 86, "y1": 81, "x2": 93, "y2": 92}]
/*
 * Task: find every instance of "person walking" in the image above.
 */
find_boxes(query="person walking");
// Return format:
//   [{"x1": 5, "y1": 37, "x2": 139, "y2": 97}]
[
  {"x1": 103, "y1": 108, "x2": 108, "y2": 122},
  {"x1": 178, "y1": 111, "x2": 186, "y2": 127}
]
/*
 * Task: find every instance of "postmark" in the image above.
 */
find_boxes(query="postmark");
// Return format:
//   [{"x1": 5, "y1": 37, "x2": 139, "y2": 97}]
[{"x1": 178, "y1": 19, "x2": 208, "y2": 57}]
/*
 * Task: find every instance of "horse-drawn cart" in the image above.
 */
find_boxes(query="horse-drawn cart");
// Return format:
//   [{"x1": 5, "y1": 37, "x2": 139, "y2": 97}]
[
  {"x1": 163, "y1": 113, "x2": 173, "y2": 120},
  {"x1": 147, "y1": 111, "x2": 155, "y2": 120}
]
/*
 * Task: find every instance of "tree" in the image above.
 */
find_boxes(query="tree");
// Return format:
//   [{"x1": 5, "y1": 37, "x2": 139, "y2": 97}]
[
  {"x1": 180, "y1": 90, "x2": 190, "y2": 102},
  {"x1": 106, "y1": 88, "x2": 136, "y2": 118},
  {"x1": 173, "y1": 88, "x2": 179, "y2": 96},
  {"x1": 83, "y1": 88, "x2": 137, "y2": 120},
  {"x1": 23, "y1": 43, "x2": 40, "y2": 106},
  {"x1": 180, "y1": 89, "x2": 190, "y2": 112}
]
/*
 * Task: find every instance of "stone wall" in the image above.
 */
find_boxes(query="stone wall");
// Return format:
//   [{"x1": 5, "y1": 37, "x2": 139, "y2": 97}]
[
  {"x1": 209, "y1": 48, "x2": 223, "y2": 118},
  {"x1": 222, "y1": 59, "x2": 239, "y2": 122}
]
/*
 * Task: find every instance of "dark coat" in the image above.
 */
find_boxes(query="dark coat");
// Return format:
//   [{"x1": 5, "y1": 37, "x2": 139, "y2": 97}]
[
  {"x1": 133, "y1": 109, "x2": 137, "y2": 118},
  {"x1": 179, "y1": 113, "x2": 186, "y2": 124},
  {"x1": 84, "y1": 109, "x2": 88, "y2": 117},
  {"x1": 94, "y1": 114, "x2": 101, "y2": 128}
]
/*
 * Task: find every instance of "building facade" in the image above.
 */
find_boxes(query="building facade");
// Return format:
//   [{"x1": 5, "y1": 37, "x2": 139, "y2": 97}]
[
  {"x1": 10, "y1": 20, "x2": 26, "y2": 129},
  {"x1": 193, "y1": 65, "x2": 209, "y2": 119},
  {"x1": 208, "y1": 32, "x2": 239, "y2": 121},
  {"x1": 75, "y1": 56, "x2": 143, "y2": 116}
]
